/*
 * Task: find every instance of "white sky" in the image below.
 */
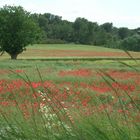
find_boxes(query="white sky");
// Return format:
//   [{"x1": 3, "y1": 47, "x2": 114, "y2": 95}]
[{"x1": 0, "y1": 0, "x2": 140, "y2": 29}]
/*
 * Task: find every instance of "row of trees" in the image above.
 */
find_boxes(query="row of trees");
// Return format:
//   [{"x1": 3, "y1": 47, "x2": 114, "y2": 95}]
[
  {"x1": 0, "y1": 6, "x2": 140, "y2": 59},
  {"x1": 32, "y1": 13, "x2": 140, "y2": 51}
]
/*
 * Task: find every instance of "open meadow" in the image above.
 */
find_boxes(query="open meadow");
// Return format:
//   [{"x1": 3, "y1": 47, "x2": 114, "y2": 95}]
[
  {"x1": 1, "y1": 44, "x2": 140, "y2": 59},
  {"x1": 0, "y1": 44, "x2": 140, "y2": 140}
]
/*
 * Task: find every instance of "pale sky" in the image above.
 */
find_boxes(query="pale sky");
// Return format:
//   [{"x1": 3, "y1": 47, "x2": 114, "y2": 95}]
[{"x1": 0, "y1": 0, "x2": 140, "y2": 29}]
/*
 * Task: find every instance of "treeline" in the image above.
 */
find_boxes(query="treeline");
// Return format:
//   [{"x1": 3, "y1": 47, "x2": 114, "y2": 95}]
[{"x1": 31, "y1": 13, "x2": 140, "y2": 51}]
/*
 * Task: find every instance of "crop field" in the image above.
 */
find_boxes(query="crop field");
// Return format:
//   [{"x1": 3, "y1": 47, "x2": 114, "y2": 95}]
[{"x1": 0, "y1": 44, "x2": 140, "y2": 140}]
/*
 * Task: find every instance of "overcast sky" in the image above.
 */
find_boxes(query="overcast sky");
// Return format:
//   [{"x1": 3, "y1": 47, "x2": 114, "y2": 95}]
[{"x1": 0, "y1": 0, "x2": 140, "y2": 29}]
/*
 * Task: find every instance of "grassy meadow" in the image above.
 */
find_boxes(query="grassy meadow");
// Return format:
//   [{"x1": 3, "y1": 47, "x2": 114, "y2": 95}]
[
  {"x1": 0, "y1": 44, "x2": 140, "y2": 140},
  {"x1": 1, "y1": 44, "x2": 140, "y2": 59}
]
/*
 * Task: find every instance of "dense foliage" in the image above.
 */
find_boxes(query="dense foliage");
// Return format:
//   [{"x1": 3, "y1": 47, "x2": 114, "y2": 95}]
[
  {"x1": 119, "y1": 35, "x2": 140, "y2": 51},
  {"x1": 32, "y1": 13, "x2": 140, "y2": 51},
  {"x1": 0, "y1": 6, "x2": 41, "y2": 59}
]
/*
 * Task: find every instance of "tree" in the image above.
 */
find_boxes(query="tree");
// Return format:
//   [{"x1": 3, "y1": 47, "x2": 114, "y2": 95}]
[
  {"x1": 118, "y1": 27, "x2": 130, "y2": 39},
  {"x1": 73, "y1": 18, "x2": 89, "y2": 44},
  {"x1": 0, "y1": 5, "x2": 41, "y2": 59},
  {"x1": 73, "y1": 18, "x2": 98, "y2": 44},
  {"x1": 100, "y1": 22, "x2": 113, "y2": 33}
]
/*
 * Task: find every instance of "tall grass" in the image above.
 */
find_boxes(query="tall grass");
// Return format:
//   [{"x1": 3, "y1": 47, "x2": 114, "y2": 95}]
[{"x1": 0, "y1": 58, "x2": 140, "y2": 140}]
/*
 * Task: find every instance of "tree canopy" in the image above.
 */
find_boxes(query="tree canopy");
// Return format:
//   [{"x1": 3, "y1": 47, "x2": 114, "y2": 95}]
[{"x1": 0, "y1": 5, "x2": 41, "y2": 59}]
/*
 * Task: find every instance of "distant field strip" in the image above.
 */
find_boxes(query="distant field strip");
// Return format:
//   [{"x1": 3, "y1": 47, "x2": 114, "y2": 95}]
[
  {"x1": 0, "y1": 44, "x2": 140, "y2": 59},
  {"x1": 14, "y1": 58, "x2": 140, "y2": 62}
]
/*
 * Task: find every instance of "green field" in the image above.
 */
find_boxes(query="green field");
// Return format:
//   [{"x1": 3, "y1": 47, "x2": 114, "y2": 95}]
[
  {"x1": 1, "y1": 44, "x2": 140, "y2": 60},
  {"x1": 21, "y1": 44, "x2": 123, "y2": 51},
  {"x1": 0, "y1": 44, "x2": 140, "y2": 140}
]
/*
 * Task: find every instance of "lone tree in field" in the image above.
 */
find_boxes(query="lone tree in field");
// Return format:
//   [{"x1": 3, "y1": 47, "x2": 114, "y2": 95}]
[{"x1": 0, "y1": 5, "x2": 40, "y2": 59}]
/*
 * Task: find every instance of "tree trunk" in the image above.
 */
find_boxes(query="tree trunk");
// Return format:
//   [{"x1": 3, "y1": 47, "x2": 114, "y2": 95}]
[{"x1": 10, "y1": 54, "x2": 18, "y2": 60}]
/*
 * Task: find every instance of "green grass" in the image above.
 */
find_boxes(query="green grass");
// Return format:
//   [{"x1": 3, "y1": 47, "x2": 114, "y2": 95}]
[
  {"x1": 28, "y1": 44, "x2": 122, "y2": 51},
  {"x1": 1, "y1": 44, "x2": 140, "y2": 60}
]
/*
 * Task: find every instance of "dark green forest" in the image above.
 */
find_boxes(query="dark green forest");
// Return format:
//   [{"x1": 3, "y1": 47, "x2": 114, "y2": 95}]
[{"x1": 31, "y1": 13, "x2": 140, "y2": 51}]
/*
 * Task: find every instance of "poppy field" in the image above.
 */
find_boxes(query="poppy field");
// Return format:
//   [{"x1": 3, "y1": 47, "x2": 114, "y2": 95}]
[{"x1": 0, "y1": 45, "x2": 140, "y2": 140}]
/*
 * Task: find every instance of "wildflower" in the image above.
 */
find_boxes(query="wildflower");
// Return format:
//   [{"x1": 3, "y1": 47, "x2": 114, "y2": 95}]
[{"x1": 112, "y1": 96, "x2": 115, "y2": 99}]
